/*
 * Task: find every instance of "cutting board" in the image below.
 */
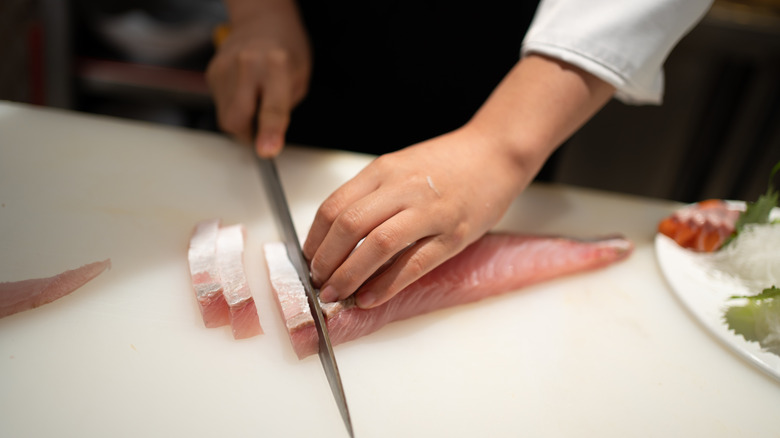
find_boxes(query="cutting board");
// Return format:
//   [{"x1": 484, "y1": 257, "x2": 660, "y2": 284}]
[{"x1": 1, "y1": 102, "x2": 779, "y2": 438}]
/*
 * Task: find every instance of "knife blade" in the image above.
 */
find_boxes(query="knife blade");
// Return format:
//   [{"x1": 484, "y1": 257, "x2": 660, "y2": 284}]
[{"x1": 256, "y1": 157, "x2": 354, "y2": 438}]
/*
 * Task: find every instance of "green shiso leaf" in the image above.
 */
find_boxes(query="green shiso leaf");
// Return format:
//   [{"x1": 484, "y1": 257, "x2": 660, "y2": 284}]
[
  {"x1": 730, "y1": 286, "x2": 780, "y2": 302},
  {"x1": 724, "y1": 287, "x2": 780, "y2": 356},
  {"x1": 723, "y1": 161, "x2": 779, "y2": 248},
  {"x1": 724, "y1": 302, "x2": 761, "y2": 343}
]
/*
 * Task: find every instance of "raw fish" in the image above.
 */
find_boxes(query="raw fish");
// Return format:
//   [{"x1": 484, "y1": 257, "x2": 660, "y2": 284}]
[
  {"x1": 0, "y1": 259, "x2": 111, "y2": 318},
  {"x1": 657, "y1": 199, "x2": 740, "y2": 252},
  {"x1": 265, "y1": 233, "x2": 634, "y2": 359},
  {"x1": 188, "y1": 219, "x2": 229, "y2": 328},
  {"x1": 216, "y1": 224, "x2": 263, "y2": 339}
]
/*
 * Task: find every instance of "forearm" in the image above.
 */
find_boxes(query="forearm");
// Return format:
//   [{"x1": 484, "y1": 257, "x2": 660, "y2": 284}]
[
  {"x1": 223, "y1": 0, "x2": 302, "y2": 26},
  {"x1": 466, "y1": 54, "x2": 615, "y2": 189}
]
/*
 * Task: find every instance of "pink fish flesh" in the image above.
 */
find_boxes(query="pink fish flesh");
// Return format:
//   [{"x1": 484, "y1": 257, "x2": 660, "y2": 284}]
[
  {"x1": 188, "y1": 219, "x2": 229, "y2": 328},
  {"x1": 0, "y1": 259, "x2": 111, "y2": 318},
  {"x1": 216, "y1": 224, "x2": 263, "y2": 339},
  {"x1": 188, "y1": 219, "x2": 262, "y2": 338},
  {"x1": 265, "y1": 233, "x2": 633, "y2": 359}
]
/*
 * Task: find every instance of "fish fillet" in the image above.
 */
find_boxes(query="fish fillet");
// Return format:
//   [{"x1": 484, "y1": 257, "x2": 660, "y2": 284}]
[
  {"x1": 188, "y1": 219, "x2": 229, "y2": 328},
  {"x1": 0, "y1": 259, "x2": 111, "y2": 318},
  {"x1": 216, "y1": 224, "x2": 263, "y2": 339},
  {"x1": 265, "y1": 233, "x2": 634, "y2": 359}
]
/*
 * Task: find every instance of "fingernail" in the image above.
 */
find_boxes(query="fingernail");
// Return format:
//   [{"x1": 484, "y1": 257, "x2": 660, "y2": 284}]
[
  {"x1": 309, "y1": 267, "x2": 321, "y2": 287},
  {"x1": 319, "y1": 285, "x2": 338, "y2": 303},
  {"x1": 257, "y1": 134, "x2": 281, "y2": 157},
  {"x1": 356, "y1": 291, "x2": 376, "y2": 309}
]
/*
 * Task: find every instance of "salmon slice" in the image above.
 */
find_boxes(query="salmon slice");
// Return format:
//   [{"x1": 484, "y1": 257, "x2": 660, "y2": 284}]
[
  {"x1": 657, "y1": 199, "x2": 741, "y2": 252},
  {"x1": 0, "y1": 259, "x2": 111, "y2": 318},
  {"x1": 188, "y1": 219, "x2": 229, "y2": 328},
  {"x1": 265, "y1": 233, "x2": 634, "y2": 359},
  {"x1": 216, "y1": 224, "x2": 263, "y2": 339}
]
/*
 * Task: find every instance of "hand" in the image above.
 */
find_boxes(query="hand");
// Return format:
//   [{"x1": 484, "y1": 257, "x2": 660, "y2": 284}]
[
  {"x1": 303, "y1": 54, "x2": 615, "y2": 309},
  {"x1": 206, "y1": 0, "x2": 311, "y2": 157},
  {"x1": 303, "y1": 125, "x2": 530, "y2": 309}
]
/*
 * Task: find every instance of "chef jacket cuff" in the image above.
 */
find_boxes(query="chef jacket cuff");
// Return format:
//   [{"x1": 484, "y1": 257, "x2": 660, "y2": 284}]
[{"x1": 521, "y1": 42, "x2": 664, "y2": 105}]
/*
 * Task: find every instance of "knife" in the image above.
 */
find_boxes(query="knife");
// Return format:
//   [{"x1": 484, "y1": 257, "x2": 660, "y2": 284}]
[
  {"x1": 256, "y1": 157, "x2": 355, "y2": 438},
  {"x1": 210, "y1": 24, "x2": 353, "y2": 434}
]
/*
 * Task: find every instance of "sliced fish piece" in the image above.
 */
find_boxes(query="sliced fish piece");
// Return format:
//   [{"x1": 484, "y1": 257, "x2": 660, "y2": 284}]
[
  {"x1": 0, "y1": 259, "x2": 111, "y2": 318},
  {"x1": 657, "y1": 199, "x2": 741, "y2": 252},
  {"x1": 188, "y1": 219, "x2": 229, "y2": 328},
  {"x1": 265, "y1": 233, "x2": 634, "y2": 359},
  {"x1": 217, "y1": 224, "x2": 262, "y2": 339}
]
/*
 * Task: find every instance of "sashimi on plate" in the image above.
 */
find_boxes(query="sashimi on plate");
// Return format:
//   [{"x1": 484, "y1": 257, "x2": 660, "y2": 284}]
[{"x1": 655, "y1": 162, "x2": 780, "y2": 381}]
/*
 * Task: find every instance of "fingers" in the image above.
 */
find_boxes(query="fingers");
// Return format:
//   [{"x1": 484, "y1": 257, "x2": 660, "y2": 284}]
[
  {"x1": 302, "y1": 167, "x2": 381, "y2": 262},
  {"x1": 315, "y1": 208, "x2": 429, "y2": 303},
  {"x1": 207, "y1": 52, "x2": 257, "y2": 145},
  {"x1": 254, "y1": 51, "x2": 294, "y2": 157},
  {"x1": 354, "y1": 236, "x2": 459, "y2": 309},
  {"x1": 312, "y1": 184, "x2": 467, "y2": 307},
  {"x1": 303, "y1": 155, "x2": 456, "y2": 306},
  {"x1": 319, "y1": 215, "x2": 467, "y2": 309},
  {"x1": 207, "y1": 48, "x2": 295, "y2": 157},
  {"x1": 307, "y1": 184, "x2": 404, "y2": 287}
]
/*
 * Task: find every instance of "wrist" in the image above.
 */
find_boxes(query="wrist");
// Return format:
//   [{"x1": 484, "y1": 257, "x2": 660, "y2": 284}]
[
  {"x1": 459, "y1": 119, "x2": 545, "y2": 197},
  {"x1": 224, "y1": 0, "x2": 301, "y2": 28},
  {"x1": 464, "y1": 54, "x2": 615, "y2": 190}
]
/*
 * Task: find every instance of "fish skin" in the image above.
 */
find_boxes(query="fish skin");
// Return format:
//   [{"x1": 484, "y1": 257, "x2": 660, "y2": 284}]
[
  {"x1": 265, "y1": 233, "x2": 634, "y2": 359},
  {"x1": 0, "y1": 259, "x2": 111, "y2": 318}
]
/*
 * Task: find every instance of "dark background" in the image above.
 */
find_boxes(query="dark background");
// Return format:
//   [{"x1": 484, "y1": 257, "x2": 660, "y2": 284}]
[{"x1": 2, "y1": 0, "x2": 779, "y2": 203}]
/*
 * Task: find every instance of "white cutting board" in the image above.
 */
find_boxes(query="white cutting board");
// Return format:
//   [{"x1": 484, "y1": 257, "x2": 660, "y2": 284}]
[{"x1": 1, "y1": 102, "x2": 778, "y2": 438}]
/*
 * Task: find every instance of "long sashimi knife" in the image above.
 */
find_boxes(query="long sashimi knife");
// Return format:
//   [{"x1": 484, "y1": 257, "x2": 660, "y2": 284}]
[
  {"x1": 256, "y1": 157, "x2": 355, "y2": 437},
  {"x1": 210, "y1": 24, "x2": 353, "y2": 434}
]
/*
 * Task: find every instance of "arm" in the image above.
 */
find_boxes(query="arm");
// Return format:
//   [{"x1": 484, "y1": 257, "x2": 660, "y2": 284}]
[
  {"x1": 303, "y1": 0, "x2": 714, "y2": 308},
  {"x1": 206, "y1": 0, "x2": 311, "y2": 157},
  {"x1": 304, "y1": 54, "x2": 615, "y2": 308}
]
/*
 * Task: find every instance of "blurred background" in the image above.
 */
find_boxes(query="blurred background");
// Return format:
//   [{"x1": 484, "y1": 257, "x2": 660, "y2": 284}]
[{"x1": 2, "y1": 0, "x2": 779, "y2": 203}]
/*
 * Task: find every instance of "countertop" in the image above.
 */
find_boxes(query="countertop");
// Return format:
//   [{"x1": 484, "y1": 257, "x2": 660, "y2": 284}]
[{"x1": 0, "y1": 101, "x2": 778, "y2": 437}]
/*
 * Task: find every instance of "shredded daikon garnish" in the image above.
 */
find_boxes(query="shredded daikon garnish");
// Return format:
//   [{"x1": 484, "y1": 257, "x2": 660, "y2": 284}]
[{"x1": 710, "y1": 223, "x2": 780, "y2": 289}]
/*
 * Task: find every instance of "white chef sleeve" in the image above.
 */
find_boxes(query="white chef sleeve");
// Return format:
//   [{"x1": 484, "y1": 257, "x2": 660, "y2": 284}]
[{"x1": 521, "y1": 0, "x2": 713, "y2": 104}]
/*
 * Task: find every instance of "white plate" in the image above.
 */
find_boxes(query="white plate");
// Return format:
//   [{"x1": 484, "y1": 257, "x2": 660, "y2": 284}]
[{"x1": 655, "y1": 206, "x2": 780, "y2": 382}]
